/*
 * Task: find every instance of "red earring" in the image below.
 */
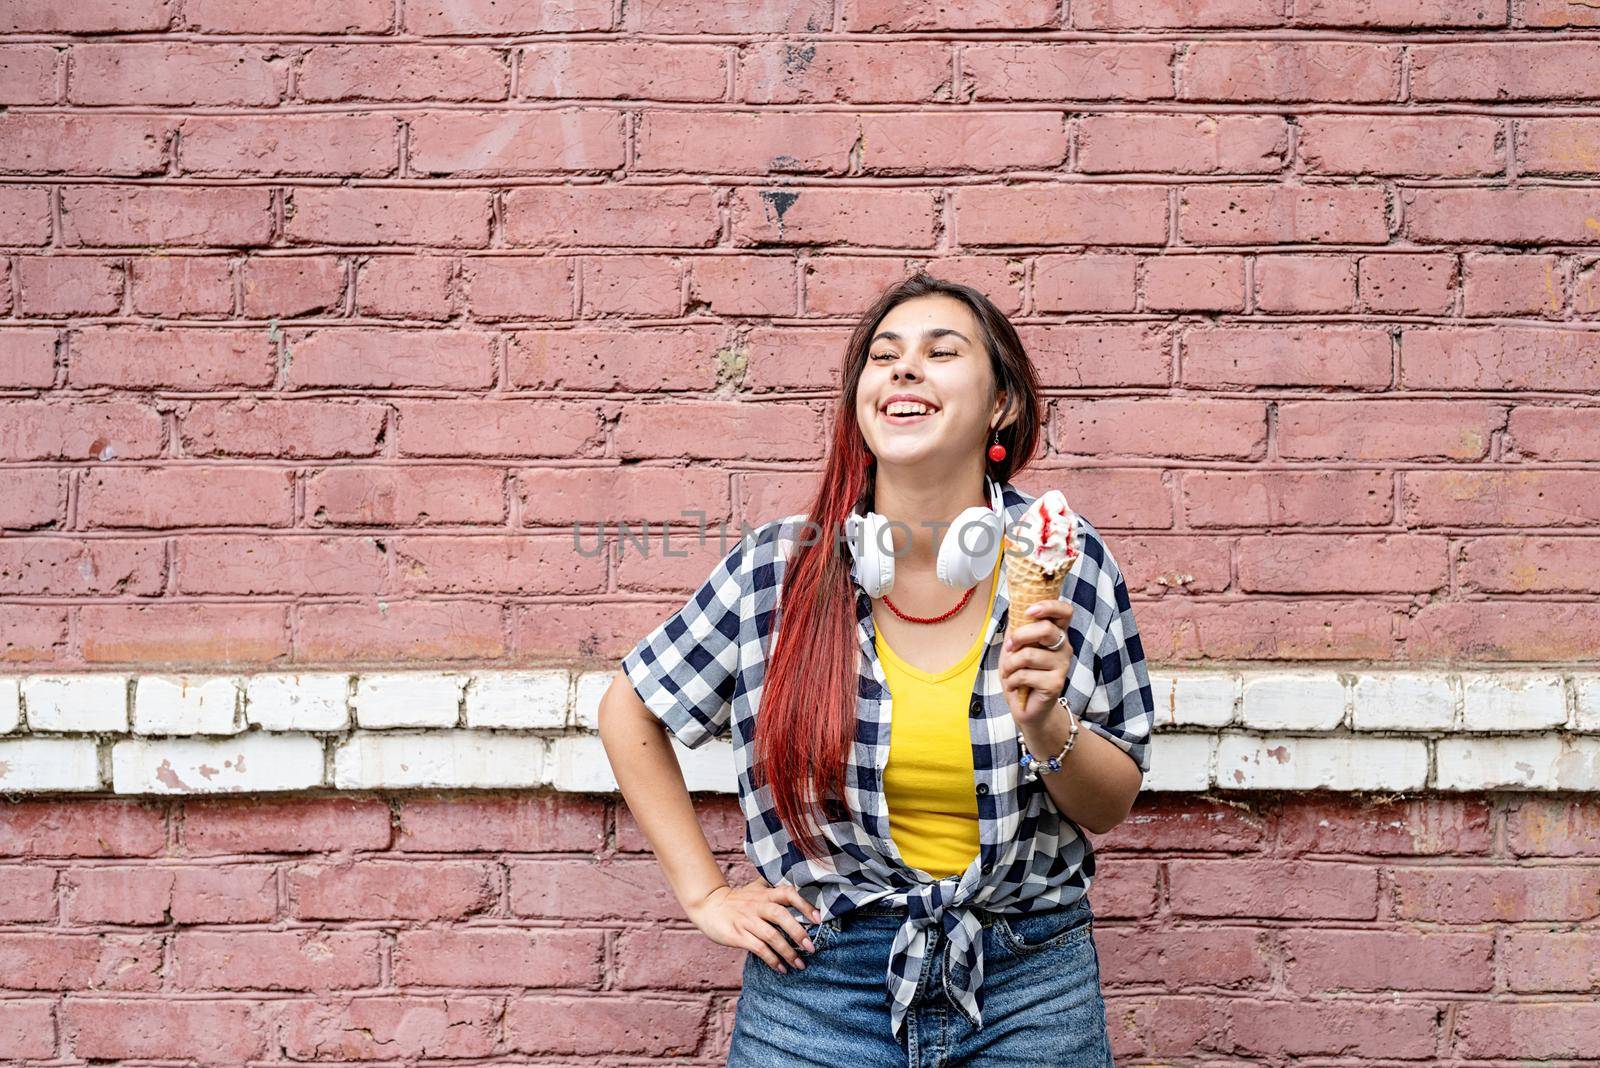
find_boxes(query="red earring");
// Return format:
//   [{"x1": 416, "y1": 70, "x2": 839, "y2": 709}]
[{"x1": 987, "y1": 428, "x2": 1006, "y2": 463}]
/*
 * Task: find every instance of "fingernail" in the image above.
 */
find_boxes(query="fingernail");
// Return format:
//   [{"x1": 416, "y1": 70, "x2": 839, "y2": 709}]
[
  {"x1": 795, "y1": 958, "x2": 806, "y2": 969},
  {"x1": 803, "y1": 938, "x2": 815, "y2": 952}
]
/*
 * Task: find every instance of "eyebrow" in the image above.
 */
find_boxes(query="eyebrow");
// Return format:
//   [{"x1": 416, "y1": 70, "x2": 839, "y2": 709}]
[{"x1": 870, "y1": 328, "x2": 972, "y2": 345}]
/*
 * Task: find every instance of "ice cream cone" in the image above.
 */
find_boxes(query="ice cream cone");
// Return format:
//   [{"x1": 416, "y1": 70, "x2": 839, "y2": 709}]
[{"x1": 1003, "y1": 535, "x2": 1071, "y2": 711}]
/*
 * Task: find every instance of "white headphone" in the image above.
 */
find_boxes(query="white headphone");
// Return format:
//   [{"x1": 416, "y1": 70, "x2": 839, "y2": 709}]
[{"x1": 844, "y1": 473, "x2": 1007, "y2": 598}]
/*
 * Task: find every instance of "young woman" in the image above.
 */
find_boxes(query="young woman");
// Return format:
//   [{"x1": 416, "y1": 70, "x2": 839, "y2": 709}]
[{"x1": 599, "y1": 273, "x2": 1154, "y2": 1066}]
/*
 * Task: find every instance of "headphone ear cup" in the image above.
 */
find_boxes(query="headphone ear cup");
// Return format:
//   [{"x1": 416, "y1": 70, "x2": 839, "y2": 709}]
[
  {"x1": 937, "y1": 506, "x2": 1002, "y2": 589},
  {"x1": 848, "y1": 510, "x2": 894, "y2": 597}
]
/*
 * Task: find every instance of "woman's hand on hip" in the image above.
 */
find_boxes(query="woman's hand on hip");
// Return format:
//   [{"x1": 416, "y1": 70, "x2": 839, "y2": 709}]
[
  {"x1": 1000, "y1": 599, "x2": 1075, "y2": 725},
  {"x1": 686, "y1": 880, "x2": 821, "y2": 973}
]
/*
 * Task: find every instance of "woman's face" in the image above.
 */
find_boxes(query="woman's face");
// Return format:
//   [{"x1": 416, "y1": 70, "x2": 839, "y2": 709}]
[{"x1": 856, "y1": 293, "x2": 1001, "y2": 473}]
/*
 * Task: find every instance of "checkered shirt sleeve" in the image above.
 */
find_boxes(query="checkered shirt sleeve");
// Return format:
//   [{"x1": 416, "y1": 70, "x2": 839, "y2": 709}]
[
  {"x1": 620, "y1": 536, "x2": 748, "y2": 750},
  {"x1": 1080, "y1": 555, "x2": 1154, "y2": 774}
]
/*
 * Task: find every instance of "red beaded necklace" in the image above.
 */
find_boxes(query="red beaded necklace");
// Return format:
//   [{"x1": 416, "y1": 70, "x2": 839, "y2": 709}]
[{"x1": 881, "y1": 584, "x2": 976, "y2": 624}]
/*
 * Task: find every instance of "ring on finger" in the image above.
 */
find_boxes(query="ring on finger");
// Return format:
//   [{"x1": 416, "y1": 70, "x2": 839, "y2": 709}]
[{"x1": 1045, "y1": 626, "x2": 1066, "y2": 652}]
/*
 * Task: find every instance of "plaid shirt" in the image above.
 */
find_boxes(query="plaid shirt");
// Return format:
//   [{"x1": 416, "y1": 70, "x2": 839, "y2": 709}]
[{"x1": 621, "y1": 479, "x2": 1154, "y2": 1046}]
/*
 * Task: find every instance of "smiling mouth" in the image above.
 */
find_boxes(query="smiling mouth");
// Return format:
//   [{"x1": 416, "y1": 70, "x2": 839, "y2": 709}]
[{"x1": 882, "y1": 408, "x2": 936, "y2": 424}]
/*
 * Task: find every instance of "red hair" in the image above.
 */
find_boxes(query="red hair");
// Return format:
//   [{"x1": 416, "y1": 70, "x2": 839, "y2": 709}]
[{"x1": 752, "y1": 273, "x2": 1044, "y2": 861}]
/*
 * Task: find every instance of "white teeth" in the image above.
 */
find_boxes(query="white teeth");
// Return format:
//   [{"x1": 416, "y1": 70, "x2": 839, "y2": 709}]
[{"x1": 885, "y1": 402, "x2": 933, "y2": 416}]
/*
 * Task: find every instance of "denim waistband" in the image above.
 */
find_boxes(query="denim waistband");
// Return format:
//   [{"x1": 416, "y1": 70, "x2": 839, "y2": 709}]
[{"x1": 843, "y1": 894, "x2": 1086, "y2": 924}]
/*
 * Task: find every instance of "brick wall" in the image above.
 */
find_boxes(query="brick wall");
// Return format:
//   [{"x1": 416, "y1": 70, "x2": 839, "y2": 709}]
[{"x1": 4, "y1": 0, "x2": 1599, "y2": 1062}]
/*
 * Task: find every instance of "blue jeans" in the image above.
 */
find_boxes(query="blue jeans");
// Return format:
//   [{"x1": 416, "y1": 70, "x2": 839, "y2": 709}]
[{"x1": 727, "y1": 895, "x2": 1113, "y2": 1067}]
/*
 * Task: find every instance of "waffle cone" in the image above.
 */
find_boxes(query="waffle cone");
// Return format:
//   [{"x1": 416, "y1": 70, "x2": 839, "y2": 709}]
[{"x1": 1003, "y1": 536, "x2": 1071, "y2": 711}]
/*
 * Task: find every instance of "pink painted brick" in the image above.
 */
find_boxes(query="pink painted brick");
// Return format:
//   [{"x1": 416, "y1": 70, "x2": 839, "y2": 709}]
[
  {"x1": 68, "y1": 43, "x2": 284, "y2": 105},
  {"x1": 1297, "y1": 0, "x2": 1504, "y2": 25},
  {"x1": 69, "y1": 327, "x2": 275, "y2": 389},
  {"x1": 1503, "y1": 931, "x2": 1600, "y2": 992},
  {"x1": 1509, "y1": 798, "x2": 1600, "y2": 858},
  {"x1": 409, "y1": 110, "x2": 625, "y2": 176},
  {"x1": 687, "y1": 255, "x2": 798, "y2": 316},
  {"x1": 179, "y1": 399, "x2": 385, "y2": 459},
  {"x1": 514, "y1": 465, "x2": 733, "y2": 526},
  {"x1": 1179, "y1": 42, "x2": 1400, "y2": 102},
  {"x1": 405, "y1": 0, "x2": 611, "y2": 33},
  {"x1": 181, "y1": 0, "x2": 391, "y2": 31},
  {"x1": 170, "y1": 930, "x2": 381, "y2": 989},
  {"x1": 304, "y1": 465, "x2": 505, "y2": 526},
  {"x1": 240, "y1": 256, "x2": 345, "y2": 317},
  {"x1": 1098, "y1": 534, "x2": 1232, "y2": 595},
  {"x1": 503, "y1": 184, "x2": 721, "y2": 248},
  {"x1": 1183, "y1": 326, "x2": 1391, "y2": 387},
  {"x1": 0, "y1": 868, "x2": 56, "y2": 922},
  {"x1": 1277, "y1": 796, "x2": 1492, "y2": 855},
  {"x1": 1403, "y1": 470, "x2": 1600, "y2": 527},
  {"x1": 129, "y1": 257, "x2": 233, "y2": 317},
  {"x1": 284, "y1": 188, "x2": 491, "y2": 247},
  {"x1": 1524, "y1": 0, "x2": 1600, "y2": 25},
  {"x1": 395, "y1": 928, "x2": 604, "y2": 987},
  {"x1": 0, "y1": 1004, "x2": 52, "y2": 1061},
  {"x1": 396, "y1": 400, "x2": 605, "y2": 459},
  {"x1": 397, "y1": 793, "x2": 605, "y2": 852},
  {"x1": 1184, "y1": 470, "x2": 1393, "y2": 527},
  {"x1": 277, "y1": 997, "x2": 498, "y2": 1059},
  {"x1": 736, "y1": 41, "x2": 941, "y2": 104},
  {"x1": 1404, "y1": 600, "x2": 1600, "y2": 662},
  {"x1": 1099, "y1": 926, "x2": 1272, "y2": 989},
  {"x1": 463, "y1": 256, "x2": 574, "y2": 319},
  {"x1": 615, "y1": 927, "x2": 746, "y2": 989},
  {"x1": 0, "y1": 934, "x2": 149, "y2": 996},
  {"x1": 503, "y1": 994, "x2": 706, "y2": 1057},
  {"x1": 1458, "y1": 536, "x2": 1600, "y2": 594},
  {"x1": 63, "y1": 186, "x2": 272, "y2": 247},
  {"x1": 0, "y1": 470, "x2": 66, "y2": 530},
  {"x1": 0, "y1": 800, "x2": 165, "y2": 857},
  {"x1": 1413, "y1": 42, "x2": 1600, "y2": 102},
  {"x1": 15, "y1": 257, "x2": 123, "y2": 316},
  {"x1": 79, "y1": 466, "x2": 294, "y2": 528},
  {"x1": 0, "y1": 606, "x2": 70, "y2": 663},
  {"x1": 956, "y1": 185, "x2": 1169, "y2": 246},
  {"x1": 1078, "y1": 113, "x2": 1289, "y2": 174},
  {"x1": 1, "y1": 114, "x2": 169, "y2": 176},
  {"x1": 289, "y1": 860, "x2": 495, "y2": 920},
  {"x1": 283, "y1": 328, "x2": 495, "y2": 389},
  {"x1": 5, "y1": 0, "x2": 172, "y2": 32},
  {"x1": 1508, "y1": 405, "x2": 1600, "y2": 461},
  {"x1": 1456, "y1": 1003, "x2": 1600, "y2": 1060},
  {"x1": 1357, "y1": 253, "x2": 1456, "y2": 313},
  {"x1": 508, "y1": 327, "x2": 720, "y2": 391},
  {"x1": 1180, "y1": 184, "x2": 1389, "y2": 244},
  {"x1": 0, "y1": 45, "x2": 59, "y2": 103},
  {"x1": 0, "y1": 537, "x2": 163, "y2": 596},
  {"x1": 845, "y1": 0, "x2": 1055, "y2": 30},
  {"x1": 1392, "y1": 866, "x2": 1600, "y2": 922},
  {"x1": 1237, "y1": 534, "x2": 1447, "y2": 593},
  {"x1": 1404, "y1": 187, "x2": 1600, "y2": 244},
  {"x1": 1227, "y1": 1000, "x2": 1438, "y2": 1059},
  {"x1": 1403, "y1": 327, "x2": 1600, "y2": 390},
  {"x1": 1170, "y1": 860, "x2": 1378, "y2": 919},
  {"x1": 176, "y1": 535, "x2": 385, "y2": 596},
  {"x1": 804, "y1": 256, "x2": 920, "y2": 314},
  {"x1": 63, "y1": 865, "x2": 275, "y2": 924},
  {"x1": 178, "y1": 115, "x2": 399, "y2": 177},
  {"x1": 354, "y1": 255, "x2": 455, "y2": 319},
  {"x1": 523, "y1": 42, "x2": 726, "y2": 101},
  {"x1": 963, "y1": 44, "x2": 1176, "y2": 101},
  {"x1": 1278, "y1": 399, "x2": 1500, "y2": 461},
  {"x1": 509, "y1": 859, "x2": 684, "y2": 921},
  {"x1": 390, "y1": 535, "x2": 605, "y2": 595},
  {"x1": 1143, "y1": 253, "x2": 1247, "y2": 311},
  {"x1": 62, "y1": 999, "x2": 267, "y2": 1062},
  {"x1": 1463, "y1": 253, "x2": 1563, "y2": 317},
  {"x1": 1579, "y1": 259, "x2": 1600, "y2": 315},
  {"x1": 1098, "y1": 796, "x2": 1267, "y2": 852},
  {"x1": 0, "y1": 186, "x2": 52, "y2": 245},
  {"x1": 297, "y1": 601, "x2": 506, "y2": 662},
  {"x1": 580, "y1": 255, "x2": 682, "y2": 316},
  {"x1": 0, "y1": 328, "x2": 56, "y2": 388},
  {"x1": 1254, "y1": 254, "x2": 1356, "y2": 312},
  {"x1": 1516, "y1": 118, "x2": 1600, "y2": 176},
  {"x1": 1284, "y1": 929, "x2": 1493, "y2": 992},
  {"x1": 857, "y1": 112, "x2": 1068, "y2": 173},
  {"x1": 181, "y1": 795, "x2": 392, "y2": 854},
  {"x1": 1087, "y1": 860, "x2": 1159, "y2": 918},
  {"x1": 1075, "y1": 0, "x2": 1286, "y2": 26},
  {"x1": 616, "y1": 400, "x2": 823, "y2": 461},
  {"x1": 0, "y1": 398, "x2": 163, "y2": 460},
  {"x1": 1034, "y1": 255, "x2": 1137, "y2": 312},
  {"x1": 730, "y1": 186, "x2": 937, "y2": 247},
  {"x1": 1055, "y1": 397, "x2": 1266, "y2": 459},
  {"x1": 300, "y1": 45, "x2": 509, "y2": 101}
]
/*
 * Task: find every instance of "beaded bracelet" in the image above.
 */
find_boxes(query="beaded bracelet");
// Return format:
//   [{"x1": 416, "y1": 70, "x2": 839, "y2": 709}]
[{"x1": 1018, "y1": 697, "x2": 1079, "y2": 779}]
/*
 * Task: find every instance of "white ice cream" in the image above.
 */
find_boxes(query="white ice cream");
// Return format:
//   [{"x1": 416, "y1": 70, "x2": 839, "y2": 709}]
[{"x1": 1009, "y1": 489, "x2": 1080, "y2": 575}]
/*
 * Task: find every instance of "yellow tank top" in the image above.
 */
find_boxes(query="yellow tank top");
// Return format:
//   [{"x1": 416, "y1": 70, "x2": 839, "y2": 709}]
[{"x1": 874, "y1": 559, "x2": 999, "y2": 879}]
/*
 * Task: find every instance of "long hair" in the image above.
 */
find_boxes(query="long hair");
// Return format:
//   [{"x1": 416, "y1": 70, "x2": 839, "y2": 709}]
[{"x1": 752, "y1": 272, "x2": 1044, "y2": 862}]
